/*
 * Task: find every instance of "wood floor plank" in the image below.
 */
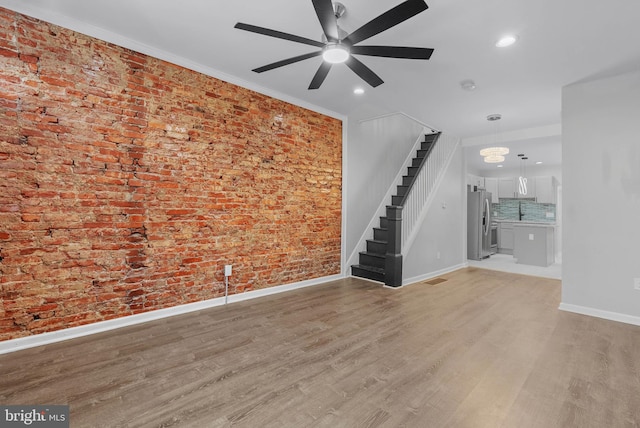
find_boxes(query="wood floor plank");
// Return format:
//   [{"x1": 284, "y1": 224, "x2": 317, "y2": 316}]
[{"x1": 1, "y1": 269, "x2": 639, "y2": 427}]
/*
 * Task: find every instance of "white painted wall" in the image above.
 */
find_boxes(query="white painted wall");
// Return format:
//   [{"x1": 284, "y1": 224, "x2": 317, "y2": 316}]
[
  {"x1": 345, "y1": 113, "x2": 424, "y2": 260},
  {"x1": 561, "y1": 69, "x2": 640, "y2": 323},
  {"x1": 403, "y1": 145, "x2": 466, "y2": 283}
]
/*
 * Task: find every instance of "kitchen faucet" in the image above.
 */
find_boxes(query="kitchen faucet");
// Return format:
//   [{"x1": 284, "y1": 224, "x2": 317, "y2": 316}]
[{"x1": 519, "y1": 201, "x2": 524, "y2": 221}]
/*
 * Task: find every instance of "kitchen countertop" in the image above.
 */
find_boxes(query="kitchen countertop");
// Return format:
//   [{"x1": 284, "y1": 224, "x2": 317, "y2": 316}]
[
  {"x1": 513, "y1": 223, "x2": 556, "y2": 228},
  {"x1": 494, "y1": 219, "x2": 556, "y2": 226}
]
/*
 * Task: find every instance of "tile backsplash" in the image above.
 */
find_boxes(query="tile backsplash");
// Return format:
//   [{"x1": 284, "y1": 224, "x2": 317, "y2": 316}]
[{"x1": 492, "y1": 199, "x2": 556, "y2": 223}]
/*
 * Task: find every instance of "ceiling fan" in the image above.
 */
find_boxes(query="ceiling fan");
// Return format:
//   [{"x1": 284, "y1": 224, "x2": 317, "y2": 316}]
[{"x1": 234, "y1": 0, "x2": 434, "y2": 90}]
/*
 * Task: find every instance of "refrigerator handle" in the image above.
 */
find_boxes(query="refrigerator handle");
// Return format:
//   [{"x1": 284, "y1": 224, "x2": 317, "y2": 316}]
[{"x1": 484, "y1": 198, "x2": 490, "y2": 235}]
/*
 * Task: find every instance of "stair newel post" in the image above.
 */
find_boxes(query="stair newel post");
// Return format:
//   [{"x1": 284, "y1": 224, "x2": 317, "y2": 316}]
[{"x1": 385, "y1": 205, "x2": 403, "y2": 287}]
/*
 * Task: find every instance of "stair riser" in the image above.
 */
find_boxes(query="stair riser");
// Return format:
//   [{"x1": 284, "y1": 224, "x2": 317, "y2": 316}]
[
  {"x1": 373, "y1": 229, "x2": 387, "y2": 241},
  {"x1": 379, "y1": 217, "x2": 388, "y2": 229},
  {"x1": 351, "y1": 266, "x2": 385, "y2": 283},
  {"x1": 424, "y1": 134, "x2": 437, "y2": 143},
  {"x1": 366, "y1": 240, "x2": 387, "y2": 254},
  {"x1": 359, "y1": 253, "x2": 385, "y2": 269},
  {"x1": 396, "y1": 185, "x2": 408, "y2": 196}
]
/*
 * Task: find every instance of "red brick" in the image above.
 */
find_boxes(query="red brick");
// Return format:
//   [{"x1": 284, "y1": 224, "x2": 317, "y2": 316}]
[{"x1": 0, "y1": 7, "x2": 342, "y2": 341}]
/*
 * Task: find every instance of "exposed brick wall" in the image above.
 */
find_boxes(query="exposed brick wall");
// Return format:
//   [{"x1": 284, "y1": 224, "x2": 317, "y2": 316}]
[{"x1": 0, "y1": 8, "x2": 343, "y2": 341}]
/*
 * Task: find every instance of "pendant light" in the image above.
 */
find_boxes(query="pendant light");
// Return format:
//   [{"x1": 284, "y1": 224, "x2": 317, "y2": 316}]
[
  {"x1": 518, "y1": 154, "x2": 528, "y2": 195},
  {"x1": 481, "y1": 114, "x2": 508, "y2": 163}
]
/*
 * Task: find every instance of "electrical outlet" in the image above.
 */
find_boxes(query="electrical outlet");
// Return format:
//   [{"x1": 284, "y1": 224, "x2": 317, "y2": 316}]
[
  {"x1": 437, "y1": 251, "x2": 441, "y2": 260},
  {"x1": 634, "y1": 278, "x2": 640, "y2": 291}
]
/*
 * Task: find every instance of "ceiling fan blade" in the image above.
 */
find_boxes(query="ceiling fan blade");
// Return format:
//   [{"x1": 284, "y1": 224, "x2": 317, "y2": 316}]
[
  {"x1": 312, "y1": 0, "x2": 339, "y2": 42},
  {"x1": 345, "y1": 56, "x2": 384, "y2": 88},
  {"x1": 309, "y1": 62, "x2": 333, "y2": 90},
  {"x1": 350, "y1": 45, "x2": 434, "y2": 60},
  {"x1": 235, "y1": 22, "x2": 325, "y2": 48},
  {"x1": 253, "y1": 51, "x2": 323, "y2": 73},
  {"x1": 344, "y1": 0, "x2": 428, "y2": 46}
]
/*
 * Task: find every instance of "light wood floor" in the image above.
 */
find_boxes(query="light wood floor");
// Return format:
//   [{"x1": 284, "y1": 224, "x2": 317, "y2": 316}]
[{"x1": 1, "y1": 268, "x2": 639, "y2": 427}]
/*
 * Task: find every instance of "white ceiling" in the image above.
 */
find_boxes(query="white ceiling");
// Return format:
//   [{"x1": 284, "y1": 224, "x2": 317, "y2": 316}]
[{"x1": 2, "y1": 0, "x2": 640, "y2": 171}]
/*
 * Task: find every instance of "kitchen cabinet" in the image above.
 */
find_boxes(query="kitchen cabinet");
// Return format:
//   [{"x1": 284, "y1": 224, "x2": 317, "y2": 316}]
[
  {"x1": 534, "y1": 176, "x2": 557, "y2": 204},
  {"x1": 478, "y1": 175, "x2": 558, "y2": 203},
  {"x1": 497, "y1": 222, "x2": 514, "y2": 255},
  {"x1": 484, "y1": 177, "x2": 498, "y2": 203},
  {"x1": 467, "y1": 174, "x2": 484, "y2": 189},
  {"x1": 498, "y1": 178, "x2": 516, "y2": 198}
]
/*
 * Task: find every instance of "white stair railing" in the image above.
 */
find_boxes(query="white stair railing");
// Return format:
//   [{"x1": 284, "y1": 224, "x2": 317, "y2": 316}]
[
  {"x1": 401, "y1": 133, "x2": 460, "y2": 255},
  {"x1": 346, "y1": 117, "x2": 436, "y2": 269}
]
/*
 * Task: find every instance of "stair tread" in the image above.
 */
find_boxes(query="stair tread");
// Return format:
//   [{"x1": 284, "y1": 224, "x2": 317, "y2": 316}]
[
  {"x1": 359, "y1": 251, "x2": 385, "y2": 258},
  {"x1": 352, "y1": 264, "x2": 385, "y2": 274},
  {"x1": 367, "y1": 238, "x2": 387, "y2": 243}
]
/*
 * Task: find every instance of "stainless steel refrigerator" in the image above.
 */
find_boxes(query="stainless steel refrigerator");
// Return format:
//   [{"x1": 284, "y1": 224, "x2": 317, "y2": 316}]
[{"x1": 467, "y1": 189, "x2": 492, "y2": 260}]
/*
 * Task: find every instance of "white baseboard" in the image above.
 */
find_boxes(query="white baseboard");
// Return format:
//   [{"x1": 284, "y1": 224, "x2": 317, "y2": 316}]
[
  {"x1": 0, "y1": 274, "x2": 343, "y2": 355},
  {"x1": 401, "y1": 263, "x2": 468, "y2": 288},
  {"x1": 559, "y1": 303, "x2": 640, "y2": 327}
]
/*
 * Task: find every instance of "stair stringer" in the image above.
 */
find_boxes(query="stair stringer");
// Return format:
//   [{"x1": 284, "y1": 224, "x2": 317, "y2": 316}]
[{"x1": 346, "y1": 127, "x2": 435, "y2": 269}]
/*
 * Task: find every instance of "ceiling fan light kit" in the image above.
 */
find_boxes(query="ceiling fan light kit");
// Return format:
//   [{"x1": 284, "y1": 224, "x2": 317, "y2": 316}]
[
  {"x1": 234, "y1": 0, "x2": 434, "y2": 89},
  {"x1": 322, "y1": 43, "x2": 350, "y2": 63}
]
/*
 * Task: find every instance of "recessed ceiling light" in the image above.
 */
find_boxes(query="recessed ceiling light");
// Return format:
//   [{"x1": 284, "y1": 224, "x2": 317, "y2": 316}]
[
  {"x1": 353, "y1": 87, "x2": 365, "y2": 95},
  {"x1": 497, "y1": 165, "x2": 504, "y2": 168},
  {"x1": 496, "y1": 35, "x2": 518, "y2": 48},
  {"x1": 536, "y1": 161, "x2": 543, "y2": 165}
]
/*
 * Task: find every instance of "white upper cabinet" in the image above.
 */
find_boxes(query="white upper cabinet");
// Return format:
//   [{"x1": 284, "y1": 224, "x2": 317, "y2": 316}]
[
  {"x1": 498, "y1": 177, "x2": 516, "y2": 198},
  {"x1": 534, "y1": 176, "x2": 558, "y2": 204},
  {"x1": 484, "y1": 177, "x2": 499, "y2": 203},
  {"x1": 467, "y1": 174, "x2": 484, "y2": 189},
  {"x1": 486, "y1": 175, "x2": 557, "y2": 203}
]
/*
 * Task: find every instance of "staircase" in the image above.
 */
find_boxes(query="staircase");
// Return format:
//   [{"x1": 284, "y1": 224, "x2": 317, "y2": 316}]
[{"x1": 351, "y1": 132, "x2": 441, "y2": 285}]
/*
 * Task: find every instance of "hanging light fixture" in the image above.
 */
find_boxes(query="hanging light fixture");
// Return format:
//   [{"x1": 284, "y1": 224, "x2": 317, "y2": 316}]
[
  {"x1": 518, "y1": 154, "x2": 528, "y2": 195},
  {"x1": 480, "y1": 147, "x2": 510, "y2": 157},
  {"x1": 484, "y1": 154, "x2": 506, "y2": 163},
  {"x1": 481, "y1": 114, "x2": 509, "y2": 163}
]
